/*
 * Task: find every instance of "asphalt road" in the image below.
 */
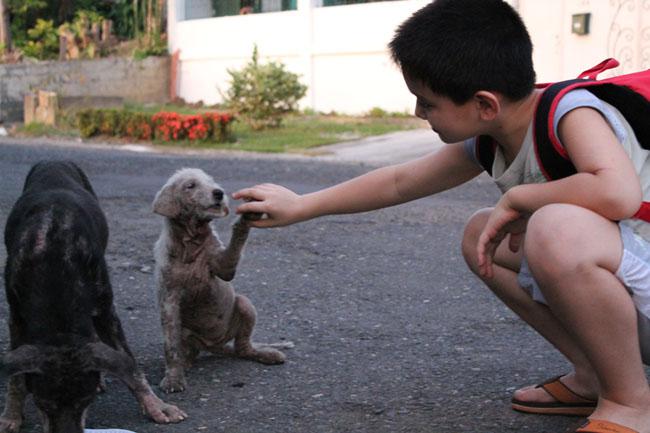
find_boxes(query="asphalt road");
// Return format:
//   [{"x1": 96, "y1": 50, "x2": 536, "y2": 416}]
[{"x1": 0, "y1": 139, "x2": 600, "y2": 433}]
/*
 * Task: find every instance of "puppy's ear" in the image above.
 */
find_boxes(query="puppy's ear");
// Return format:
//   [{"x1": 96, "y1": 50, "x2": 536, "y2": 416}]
[{"x1": 152, "y1": 185, "x2": 181, "y2": 218}]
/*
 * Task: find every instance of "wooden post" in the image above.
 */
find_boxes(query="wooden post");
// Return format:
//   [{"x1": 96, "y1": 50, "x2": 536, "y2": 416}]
[
  {"x1": 24, "y1": 90, "x2": 59, "y2": 126},
  {"x1": 23, "y1": 93, "x2": 36, "y2": 125}
]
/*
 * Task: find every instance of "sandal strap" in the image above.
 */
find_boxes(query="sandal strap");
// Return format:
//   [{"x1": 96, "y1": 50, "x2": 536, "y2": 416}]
[
  {"x1": 576, "y1": 419, "x2": 639, "y2": 433},
  {"x1": 538, "y1": 375, "x2": 595, "y2": 404}
]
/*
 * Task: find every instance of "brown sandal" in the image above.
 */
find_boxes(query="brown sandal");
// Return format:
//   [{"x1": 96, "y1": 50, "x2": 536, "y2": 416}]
[
  {"x1": 511, "y1": 375, "x2": 597, "y2": 416},
  {"x1": 576, "y1": 419, "x2": 638, "y2": 433}
]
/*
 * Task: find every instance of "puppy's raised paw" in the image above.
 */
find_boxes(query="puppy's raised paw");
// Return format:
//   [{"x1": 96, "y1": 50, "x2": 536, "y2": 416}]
[{"x1": 242, "y1": 212, "x2": 264, "y2": 222}]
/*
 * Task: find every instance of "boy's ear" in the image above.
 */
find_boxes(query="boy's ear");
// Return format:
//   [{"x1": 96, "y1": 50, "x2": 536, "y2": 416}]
[{"x1": 473, "y1": 91, "x2": 500, "y2": 121}]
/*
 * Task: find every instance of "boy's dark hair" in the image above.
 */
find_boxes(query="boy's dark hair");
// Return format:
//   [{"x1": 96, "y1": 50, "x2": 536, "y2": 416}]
[{"x1": 389, "y1": 0, "x2": 535, "y2": 104}]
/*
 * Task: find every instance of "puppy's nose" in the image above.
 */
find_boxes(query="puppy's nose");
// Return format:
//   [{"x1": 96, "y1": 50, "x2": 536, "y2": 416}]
[{"x1": 213, "y1": 189, "x2": 224, "y2": 201}]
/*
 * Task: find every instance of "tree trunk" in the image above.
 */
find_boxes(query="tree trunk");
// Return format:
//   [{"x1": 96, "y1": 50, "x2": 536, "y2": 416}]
[
  {"x1": 0, "y1": 0, "x2": 11, "y2": 51},
  {"x1": 133, "y1": 0, "x2": 139, "y2": 39},
  {"x1": 158, "y1": 0, "x2": 166, "y2": 34},
  {"x1": 58, "y1": 0, "x2": 74, "y2": 23}
]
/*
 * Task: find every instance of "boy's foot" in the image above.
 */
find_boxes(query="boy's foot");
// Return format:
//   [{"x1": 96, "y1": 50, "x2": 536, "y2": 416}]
[
  {"x1": 582, "y1": 396, "x2": 650, "y2": 433},
  {"x1": 511, "y1": 374, "x2": 597, "y2": 416}
]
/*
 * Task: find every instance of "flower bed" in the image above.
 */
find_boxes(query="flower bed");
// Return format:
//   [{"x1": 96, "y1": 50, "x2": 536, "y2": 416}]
[{"x1": 76, "y1": 108, "x2": 234, "y2": 143}]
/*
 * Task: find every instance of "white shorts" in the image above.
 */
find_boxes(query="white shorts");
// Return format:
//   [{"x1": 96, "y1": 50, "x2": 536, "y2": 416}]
[{"x1": 518, "y1": 223, "x2": 650, "y2": 364}]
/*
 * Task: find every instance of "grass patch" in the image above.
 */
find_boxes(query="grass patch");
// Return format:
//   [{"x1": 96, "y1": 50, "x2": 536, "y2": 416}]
[
  {"x1": 14, "y1": 122, "x2": 79, "y2": 138},
  {"x1": 222, "y1": 114, "x2": 424, "y2": 153}
]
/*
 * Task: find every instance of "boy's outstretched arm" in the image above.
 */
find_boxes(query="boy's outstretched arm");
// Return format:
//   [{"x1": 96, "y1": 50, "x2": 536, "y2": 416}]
[
  {"x1": 233, "y1": 142, "x2": 483, "y2": 228},
  {"x1": 477, "y1": 107, "x2": 643, "y2": 278}
]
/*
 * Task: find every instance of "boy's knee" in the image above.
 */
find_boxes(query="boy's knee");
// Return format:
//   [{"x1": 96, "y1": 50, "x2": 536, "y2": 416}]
[
  {"x1": 461, "y1": 208, "x2": 493, "y2": 267},
  {"x1": 525, "y1": 204, "x2": 584, "y2": 266}
]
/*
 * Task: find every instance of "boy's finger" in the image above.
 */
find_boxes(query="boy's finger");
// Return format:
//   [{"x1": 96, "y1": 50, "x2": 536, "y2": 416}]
[
  {"x1": 232, "y1": 187, "x2": 265, "y2": 201},
  {"x1": 245, "y1": 216, "x2": 277, "y2": 229},
  {"x1": 236, "y1": 201, "x2": 266, "y2": 214}
]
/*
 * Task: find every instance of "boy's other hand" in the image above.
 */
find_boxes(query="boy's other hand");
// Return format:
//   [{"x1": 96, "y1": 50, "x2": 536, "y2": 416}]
[
  {"x1": 233, "y1": 184, "x2": 304, "y2": 228},
  {"x1": 476, "y1": 198, "x2": 526, "y2": 279}
]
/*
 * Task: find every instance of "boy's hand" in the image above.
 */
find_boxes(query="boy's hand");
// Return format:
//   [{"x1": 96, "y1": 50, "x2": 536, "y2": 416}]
[
  {"x1": 477, "y1": 196, "x2": 527, "y2": 279},
  {"x1": 232, "y1": 184, "x2": 304, "y2": 228}
]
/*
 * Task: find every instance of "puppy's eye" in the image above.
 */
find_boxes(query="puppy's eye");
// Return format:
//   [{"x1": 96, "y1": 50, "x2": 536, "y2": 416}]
[{"x1": 186, "y1": 182, "x2": 196, "y2": 190}]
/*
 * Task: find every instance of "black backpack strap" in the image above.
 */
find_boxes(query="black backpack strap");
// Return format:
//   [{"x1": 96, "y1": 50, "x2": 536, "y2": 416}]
[
  {"x1": 533, "y1": 79, "x2": 590, "y2": 180},
  {"x1": 475, "y1": 135, "x2": 496, "y2": 176}
]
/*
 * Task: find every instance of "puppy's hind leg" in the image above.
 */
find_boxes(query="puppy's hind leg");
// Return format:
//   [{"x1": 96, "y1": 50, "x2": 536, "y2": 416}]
[{"x1": 231, "y1": 295, "x2": 286, "y2": 365}]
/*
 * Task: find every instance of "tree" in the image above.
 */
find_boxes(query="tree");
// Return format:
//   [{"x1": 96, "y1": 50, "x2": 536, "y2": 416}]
[{"x1": 0, "y1": 0, "x2": 11, "y2": 51}]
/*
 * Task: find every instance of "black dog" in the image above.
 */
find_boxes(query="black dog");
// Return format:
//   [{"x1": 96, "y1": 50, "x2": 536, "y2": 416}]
[{"x1": 0, "y1": 161, "x2": 186, "y2": 433}]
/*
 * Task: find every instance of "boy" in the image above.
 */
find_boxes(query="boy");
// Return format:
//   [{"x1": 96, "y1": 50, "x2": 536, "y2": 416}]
[{"x1": 233, "y1": 1, "x2": 650, "y2": 432}]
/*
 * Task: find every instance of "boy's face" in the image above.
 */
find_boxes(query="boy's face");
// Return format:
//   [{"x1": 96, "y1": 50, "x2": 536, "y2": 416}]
[{"x1": 404, "y1": 75, "x2": 481, "y2": 143}]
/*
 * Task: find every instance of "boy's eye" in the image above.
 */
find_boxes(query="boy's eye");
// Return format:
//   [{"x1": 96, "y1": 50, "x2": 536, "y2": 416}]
[{"x1": 417, "y1": 99, "x2": 433, "y2": 110}]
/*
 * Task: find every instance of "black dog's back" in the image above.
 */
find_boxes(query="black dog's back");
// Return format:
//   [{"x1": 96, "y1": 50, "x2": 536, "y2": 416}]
[
  {"x1": 4, "y1": 161, "x2": 109, "y2": 343},
  {"x1": 5, "y1": 160, "x2": 107, "y2": 255}
]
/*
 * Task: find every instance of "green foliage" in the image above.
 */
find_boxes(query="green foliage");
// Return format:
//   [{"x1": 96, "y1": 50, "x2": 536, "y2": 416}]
[
  {"x1": 367, "y1": 107, "x2": 388, "y2": 118},
  {"x1": 58, "y1": 10, "x2": 108, "y2": 59},
  {"x1": 107, "y1": 0, "x2": 137, "y2": 39},
  {"x1": 77, "y1": 108, "x2": 128, "y2": 138},
  {"x1": 71, "y1": 9, "x2": 105, "y2": 30},
  {"x1": 22, "y1": 19, "x2": 59, "y2": 60},
  {"x1": 8, "y1": 0, "x2": 47, "y2": 47},
  {"x1": 132, "y1": 35, "x2": 167, "y2": 60},
  {"x1": 221, "y1": 46, "x2": 307, "y2": 130}
]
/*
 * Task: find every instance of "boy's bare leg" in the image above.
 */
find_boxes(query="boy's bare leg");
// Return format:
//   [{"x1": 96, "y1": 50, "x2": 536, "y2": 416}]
[
  {"x1": 525, "y1": 204, "x2": 650, "y2": 431},
  {"x1": 462, "y1": 208, "x2": 598, "y2": 403}
]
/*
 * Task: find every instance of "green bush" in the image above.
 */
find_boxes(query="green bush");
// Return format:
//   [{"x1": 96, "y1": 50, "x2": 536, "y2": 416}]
[
  {"x1": 221, "y1": 46, "x2": 307, "y2": 130},
  {"x1": 22, "y1": 19, "x2": 59, "y2": 60},
  {"x1": 77, "y1": 108, "x2": 151, "y2": 139},
  {"x1": 77, "y1": 109, "x2": 100, "y2": 138},
  {"x1": 368, "y1": 107, "x2": 388, "y2": 118}
]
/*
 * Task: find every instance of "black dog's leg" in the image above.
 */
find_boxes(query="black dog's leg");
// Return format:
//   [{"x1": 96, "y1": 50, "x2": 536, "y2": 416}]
[
  {"x1": 93, "y1": 303, "x2": 187, "y2": 423},
  {"x1": 0, "y1": 317, "x2": 28, "y2": 433},
  {"x1": 0, "y1": 376, "x2": 27, "y2": 433}
]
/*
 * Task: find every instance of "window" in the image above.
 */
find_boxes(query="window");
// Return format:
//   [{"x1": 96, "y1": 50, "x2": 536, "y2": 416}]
[
  {"x1": 184, "y1": 0, "x2": 297, "y2": 19},
  {"x1": 321, "y1": 0, "x2": 397, "y2": 6}
]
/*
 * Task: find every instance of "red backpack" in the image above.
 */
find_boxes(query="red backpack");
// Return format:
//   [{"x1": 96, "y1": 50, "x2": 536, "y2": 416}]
[{"x1": 474, "y1": 58, "x2": 650, "y2": 222}]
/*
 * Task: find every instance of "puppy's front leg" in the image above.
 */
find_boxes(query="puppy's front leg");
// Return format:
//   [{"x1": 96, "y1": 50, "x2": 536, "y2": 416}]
[
  {"x1": 159, "y1": 288, "x2": 187, "y2": 393},
  {"x1": 210, "y1": 217, "x2": 250, "y2": 281}
]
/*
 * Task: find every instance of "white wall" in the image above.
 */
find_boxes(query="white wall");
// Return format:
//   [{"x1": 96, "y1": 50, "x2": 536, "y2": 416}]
[
  {"x1": 522, "y1": 0, "x2": 650, "y2": 81},
  {"x1": 169, "y1": 0, "x2": 428, "y2": 114},
  {"x1": 168, "y1": 0, "x2": 650, "y2": 114}
]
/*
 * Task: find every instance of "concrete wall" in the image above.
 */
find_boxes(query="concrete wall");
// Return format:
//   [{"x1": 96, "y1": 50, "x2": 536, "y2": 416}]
[
  {"x1": 0, "y1": 56, "x2": 170, "y2": 123},
  {"x1": 169, "y1": 0, "x2": 650, "y2": 115}
]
